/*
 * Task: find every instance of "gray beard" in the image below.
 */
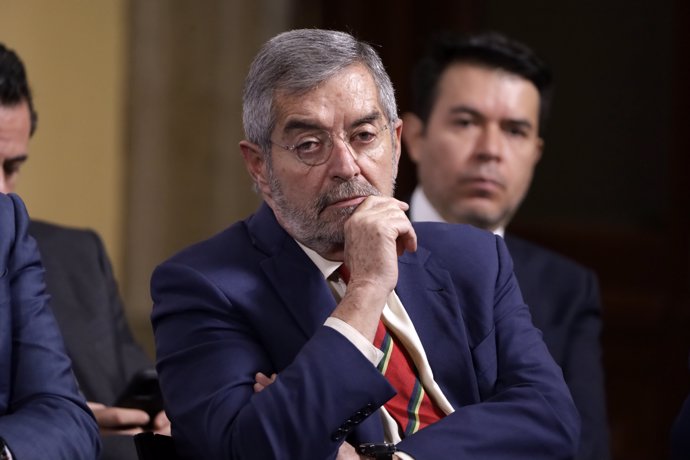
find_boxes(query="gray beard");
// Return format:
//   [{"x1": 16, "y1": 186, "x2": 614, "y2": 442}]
[{"x1": 268, "y1": 172, "x2": 382, "y2": 255}]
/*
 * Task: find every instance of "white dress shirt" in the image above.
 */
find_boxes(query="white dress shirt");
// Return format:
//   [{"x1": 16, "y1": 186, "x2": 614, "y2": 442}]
[{"x1": 410, "y1": 186, "x2": 504, "y2": 237}]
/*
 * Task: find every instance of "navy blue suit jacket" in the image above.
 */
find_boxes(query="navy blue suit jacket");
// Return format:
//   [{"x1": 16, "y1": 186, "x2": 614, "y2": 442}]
[
  {"x1": 0, "y1": 193, "x2": 101, "y2": 459},
  {"x1": 152, "y1": 203, "x2": 579, "y2": 459},
  {"x1": 505, "y1": 235, "x2": 609, "y2": 460}
]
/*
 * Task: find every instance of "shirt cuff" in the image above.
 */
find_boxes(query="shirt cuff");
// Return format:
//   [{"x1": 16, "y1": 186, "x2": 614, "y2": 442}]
[{"x1": 325, "y1": 317, "x2": 384, "y2": 365}]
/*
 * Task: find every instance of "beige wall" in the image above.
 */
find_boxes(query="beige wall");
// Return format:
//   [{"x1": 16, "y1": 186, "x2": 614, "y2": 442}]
[
  {"x1": 123, "y1": 1, "x2": 288, "y2": 354},
  {"x1": 0, "y1": 1, "x2": 127, "y2": 273},
  {"x1": 1, "y1": 0, "x2": 291, "y2": 356}
]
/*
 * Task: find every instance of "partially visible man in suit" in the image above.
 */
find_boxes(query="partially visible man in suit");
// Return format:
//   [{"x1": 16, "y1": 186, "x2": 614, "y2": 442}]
[
  {"x1": 0, "y1": 42, "x2": 169, "y2": 459},
  {"x1": 0, "y1": 192, "x2": 101, "y2": 459},
  {"x1": 671, "y1": 353, "x2": 690, "y2": 459},
  {"x1": 401, "y1": 31, "x2": 608, "y2": 459},
  {"x1": 151, "y1": 28, "x2": 579, "y2": 459}
]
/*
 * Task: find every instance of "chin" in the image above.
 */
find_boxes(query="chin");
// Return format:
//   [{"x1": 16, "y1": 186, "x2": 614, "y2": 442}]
[{"x1": 453, "y1": 207, "x2": 501, "y2": 230}]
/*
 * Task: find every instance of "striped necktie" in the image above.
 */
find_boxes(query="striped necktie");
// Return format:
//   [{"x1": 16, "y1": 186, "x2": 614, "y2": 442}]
[
  {"x1": 337, "y1": 265, "x2": 444, "y2": 437},
  {"x1": 373, "y1": 319, "x2": 445, "y2": 437}
]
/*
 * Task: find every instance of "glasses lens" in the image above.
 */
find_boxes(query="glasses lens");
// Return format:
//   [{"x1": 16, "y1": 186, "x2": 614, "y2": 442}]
[{"x1": 286, "y1": 123, "x2": 389, "y2": 166}]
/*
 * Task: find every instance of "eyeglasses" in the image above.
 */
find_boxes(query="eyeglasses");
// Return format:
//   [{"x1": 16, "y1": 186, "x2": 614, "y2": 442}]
[{"x1": 271, "y1": 123, "x2": 390, "y2": 166}]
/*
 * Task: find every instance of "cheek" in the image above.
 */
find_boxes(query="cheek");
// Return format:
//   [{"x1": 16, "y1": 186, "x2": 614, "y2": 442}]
[
  {"x1": 276, "y1": 167, "x2": 325, "y2": 200},
  {"x1": 420, "y1": 137, "x2": 467, "y2": 176},
  {"x1": 506, "y1": 157, "x2": 537, "y2": 198}
]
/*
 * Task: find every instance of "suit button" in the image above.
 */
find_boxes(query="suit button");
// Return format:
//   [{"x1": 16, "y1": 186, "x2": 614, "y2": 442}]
[{"x1": 330, "y1": 427, "x2": 348, "y2": 441}]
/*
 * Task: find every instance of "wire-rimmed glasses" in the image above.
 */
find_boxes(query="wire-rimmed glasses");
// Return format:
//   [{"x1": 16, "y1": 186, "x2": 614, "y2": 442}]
[{"x1": 271, "y1": 123, "x2": 390, "y2": 166}]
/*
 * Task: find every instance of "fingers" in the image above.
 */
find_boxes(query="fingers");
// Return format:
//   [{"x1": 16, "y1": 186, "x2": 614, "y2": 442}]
[
  {"x1": 253, "y1": 372, "x2": 277, "y2": 393},
  {"x1": 90, "y1": 404, "x2": 150, "y2": 435},
  {"x1": 87, "y1": 401, "x2": 106, "y2": 411},
  {"x1": 335, "y1": 441, "x2": 363, "y2": 460},
  {"x1": 344, "y1": 196, "x2": 416, "y2": 286},
  {"x1": 152, "y1": 410, "x2": 172, "y2": 435}
]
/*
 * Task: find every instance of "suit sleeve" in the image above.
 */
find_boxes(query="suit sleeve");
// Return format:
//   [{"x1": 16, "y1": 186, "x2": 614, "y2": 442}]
[
  {"x1": 152, "y1": 262, "x2": 395, "y2": 460},
  {"x1": 0, "y1": 194, "x2": 101, "y2": 460},
  {"x1": 396, "y1": 234, "x2": 580, "y2": 459}
]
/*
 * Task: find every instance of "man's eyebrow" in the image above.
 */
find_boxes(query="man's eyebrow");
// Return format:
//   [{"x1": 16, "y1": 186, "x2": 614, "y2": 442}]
[
  {"x1": 2, "y1": 154, "x2": 28, "y2": 173},
  {"x1": 449, "y1": 105, "x2": 534, "y2": 129},
  {"x1": 282, "y1": 111, "x2": 385, "y2": 133},
  {"x1": 449, "y1": 105, "x2": 483, "y2": 118},
  {"x1": 349, "y1": 111, "x2": 384, "y2": 129},
  {"x1": 503, "y1": 119, "x2": 534, "y2": 131},
  {"x1": 283, "y1": 119, "x2": 324, "y2": 133},
  {"x1": 2, "y1": 154, "x2": 28, "y2": 165}
]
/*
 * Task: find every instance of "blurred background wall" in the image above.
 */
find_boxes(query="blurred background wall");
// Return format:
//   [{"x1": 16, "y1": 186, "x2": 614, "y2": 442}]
[
  {"x1": 1, "y1": 1, "x2": 688, "y2": 458},
  {"x1": 0, "y1": 1, "x2": 127, "y2": 272}
]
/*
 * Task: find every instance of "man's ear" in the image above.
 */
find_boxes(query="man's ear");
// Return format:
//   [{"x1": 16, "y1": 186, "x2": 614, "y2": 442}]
[
  {"x1": 535, "y1": 137, "x2": 544, "y2": 164},
  {"x1": 392, "y1": 116, "x2": 403, "y2": 160},
  {"x1": 239, "y1": 140, "x2": 271, "y2": 196},
  {"x1": 400, "y1": 112, "x2": 424, "y2": 164}
]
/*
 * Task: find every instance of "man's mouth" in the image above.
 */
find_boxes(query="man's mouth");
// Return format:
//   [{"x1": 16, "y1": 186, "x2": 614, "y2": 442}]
[
  {"x1": 327, "y1": 196, "x2": 367, "y2": 209},
  {"x1": 460, "y1": 176, "x2": 505, "y2": 194}
]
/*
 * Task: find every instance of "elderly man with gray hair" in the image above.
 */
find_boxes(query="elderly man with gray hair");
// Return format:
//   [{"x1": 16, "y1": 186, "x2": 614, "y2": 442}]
[{"x1": 152, "y1": 28, "x2": 579, "y2": 460}]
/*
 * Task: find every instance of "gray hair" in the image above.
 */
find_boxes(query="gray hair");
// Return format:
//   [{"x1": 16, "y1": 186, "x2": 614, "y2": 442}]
[{"x1": 242, "y1": 29, "x2": 398, "y2": 153}]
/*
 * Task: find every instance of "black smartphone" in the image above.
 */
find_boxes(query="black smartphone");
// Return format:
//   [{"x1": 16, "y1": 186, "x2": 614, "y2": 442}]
[{"x1": 115, "y1": 368, "x2": 164, "y2": 428}]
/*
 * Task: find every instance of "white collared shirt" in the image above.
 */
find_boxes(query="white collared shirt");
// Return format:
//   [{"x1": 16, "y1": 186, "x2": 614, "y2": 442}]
[{"x1": 410, "y1": 186, "x2": 505, "y2": 237}]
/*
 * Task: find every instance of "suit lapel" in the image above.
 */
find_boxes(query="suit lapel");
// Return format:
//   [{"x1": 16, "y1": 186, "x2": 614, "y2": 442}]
[
  {"x1": 248, "y1": 203, "x2": 337, "y2": 339},
  {"x1": 396, "y1": 248, "x2": 480, "y2": 406},
  {"x1": 246, "y1": 204, "x2": 480, "y2": 406}
]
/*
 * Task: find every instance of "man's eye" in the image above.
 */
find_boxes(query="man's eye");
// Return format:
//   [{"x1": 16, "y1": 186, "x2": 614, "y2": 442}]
[
  {"x1": 295, "y1": 139, "x2": 322, "y2": 154},
  {"x1": 452, "y1": 118, "x2": 473, "y2": 127},
  {"x1": 352, "y1": 131, "x2": 376, "y2": 143},
  {"x1": 505, "y1": 126, "x2": 528, "y2": 137}
]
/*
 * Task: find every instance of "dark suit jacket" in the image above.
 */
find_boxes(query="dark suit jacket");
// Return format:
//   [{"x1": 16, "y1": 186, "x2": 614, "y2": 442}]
[
  {"x1": 670, "y1": 354, "x2": 690, "y2": 459},
  {"x1": 505, "y1": 234, "x2": 609, "y2": 460},
  {"x1": 0, "y1": 193, "x2": 101, "y2": 459},
  {"x1": 151, "y1": 203, "x2": 579, "y2": 459},
  {"x1": 29, "y1": 219, "x2": 153, "y2": 460}
]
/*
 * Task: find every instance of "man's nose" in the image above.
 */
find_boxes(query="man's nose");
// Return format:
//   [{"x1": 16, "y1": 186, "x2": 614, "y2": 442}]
[
  {"x1": 474, "y1": 124, "x2": 504, "y2": 161},
  {"x1": 327, "y1": 136, "x2": 361, "y2": 180}
]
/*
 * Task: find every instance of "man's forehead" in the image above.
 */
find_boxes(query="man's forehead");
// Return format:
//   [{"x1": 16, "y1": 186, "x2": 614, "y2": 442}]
[
  {"x1": 441, "y1": 63, "x2": 539, "y2": 99},
  {"x1": 437, "y1": 63, "x2": 540, "y2": 120},
  {"x1": 273, "y1": 65, "x2": 382, "y2": 126}
]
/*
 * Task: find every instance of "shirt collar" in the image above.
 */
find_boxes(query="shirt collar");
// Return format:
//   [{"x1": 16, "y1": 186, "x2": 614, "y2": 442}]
[
  {"x1": 410, "y1": 185, "x2": 505, "y2": 237},
  {"x1": 295, "y1": 241, "x2": 342, "y2": 279}
]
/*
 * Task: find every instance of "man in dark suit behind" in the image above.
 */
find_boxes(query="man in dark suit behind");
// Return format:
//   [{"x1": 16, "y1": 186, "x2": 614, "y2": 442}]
[
  {"x1": 0, "y1": 41, "x2": 169, "y2": 459},
  {"x1": 28, "y1": 220, "x2": 162, "y2": 459},
  {"x1": 402, "y1": 31, "x2": 608, "y2": 460}
]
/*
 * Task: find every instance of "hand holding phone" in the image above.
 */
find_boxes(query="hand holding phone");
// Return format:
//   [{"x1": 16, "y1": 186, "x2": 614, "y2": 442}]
[{"x1": 114, "y1": 368, "x2": 164, "y2": 430}]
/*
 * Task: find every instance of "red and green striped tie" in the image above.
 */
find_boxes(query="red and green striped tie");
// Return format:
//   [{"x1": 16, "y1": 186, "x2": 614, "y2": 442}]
[
  {"x1": 374, "y1": 319, "x2": 445, "y2": 437},
  {"x1": 336, "y1": 265, "x2": 444, "y2": 436}
]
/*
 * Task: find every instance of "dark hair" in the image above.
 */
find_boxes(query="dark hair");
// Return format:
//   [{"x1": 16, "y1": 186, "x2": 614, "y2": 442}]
[
  {"x1": 0, "y1": 42, "x2": 38, "y2": 135},
  {"x1": 410, "y1": 31, "x2": 553, "y2": 136}
]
